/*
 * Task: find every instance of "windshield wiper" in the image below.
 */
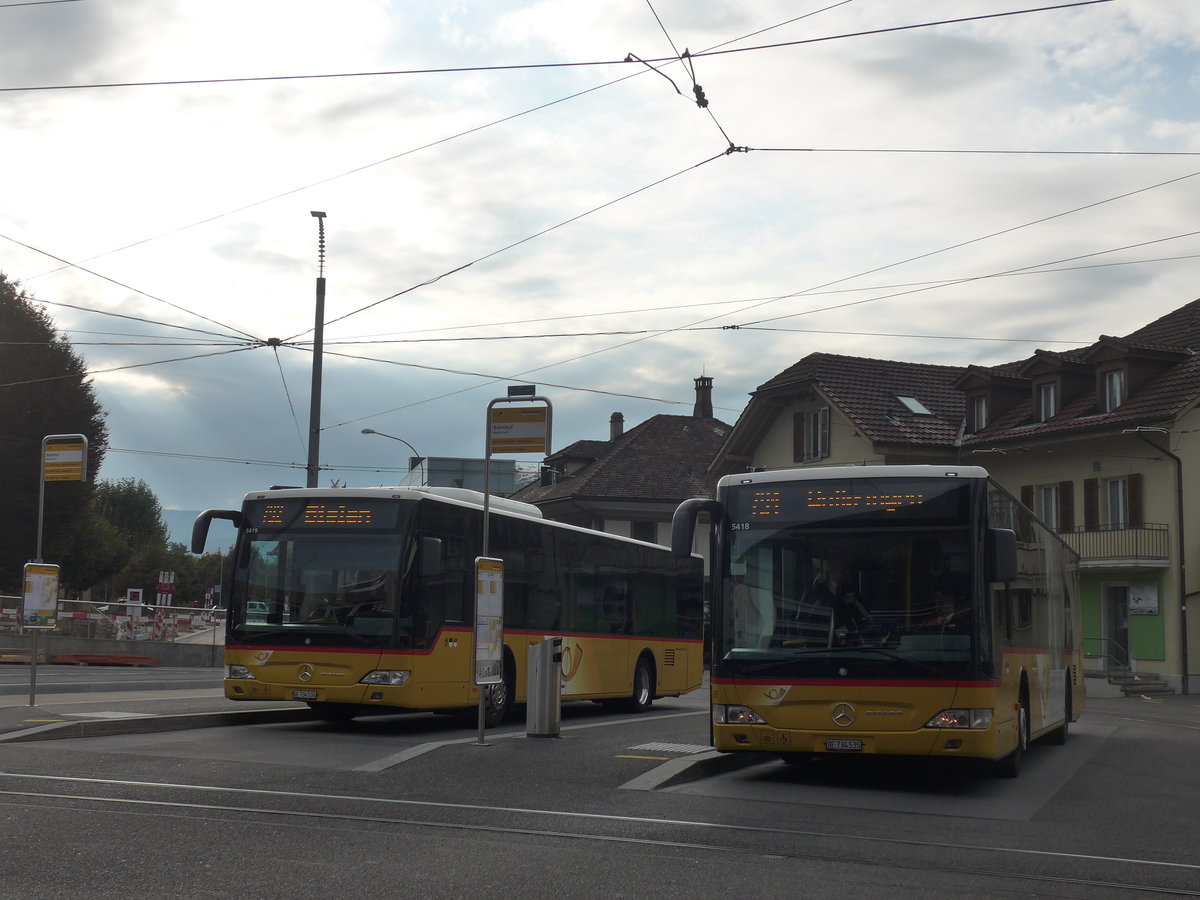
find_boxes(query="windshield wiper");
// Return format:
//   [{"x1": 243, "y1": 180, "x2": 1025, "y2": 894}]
[
  {"x1": 232, "y1": 624, "x2": 374, "y2": 646},
  {"x1": 728, "y1": 651, "x2": 831, "y2": 674},
  {"x1": 831, "y1": 647, "x2": 947, "y2": 677}
]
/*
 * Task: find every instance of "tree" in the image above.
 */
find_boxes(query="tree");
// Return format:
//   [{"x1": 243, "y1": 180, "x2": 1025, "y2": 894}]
[
  {"x1": 0, "y1": 274, "x2": 108, "y2": 593},
  {"x1": 78, "y1": 478, "x2": 170, "y2": 603}
]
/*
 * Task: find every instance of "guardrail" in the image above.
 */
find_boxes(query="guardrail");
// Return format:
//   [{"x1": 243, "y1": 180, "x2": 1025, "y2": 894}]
[{"x1": 1059, "y1": 523, "x2": 1170, "y2": 563}]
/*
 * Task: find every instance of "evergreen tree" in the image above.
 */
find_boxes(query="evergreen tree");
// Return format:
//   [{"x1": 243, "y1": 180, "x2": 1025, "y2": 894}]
[{"x1": 0, "y1": 273, "x2": 108, "y2": 593}]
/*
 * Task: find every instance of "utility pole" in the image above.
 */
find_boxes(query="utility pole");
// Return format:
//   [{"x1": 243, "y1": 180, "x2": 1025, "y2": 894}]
[{"x1": 306, "y1": 211, "x2": 327, "y2": 488}]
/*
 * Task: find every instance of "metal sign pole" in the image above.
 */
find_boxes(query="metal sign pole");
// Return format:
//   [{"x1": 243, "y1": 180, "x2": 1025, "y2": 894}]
[
  {"x1": 475, "y1": 388, "x2": 551, "y2": 745},
  {"x1": 31, "y1": 435, "x2": 85, "y2": 708}
]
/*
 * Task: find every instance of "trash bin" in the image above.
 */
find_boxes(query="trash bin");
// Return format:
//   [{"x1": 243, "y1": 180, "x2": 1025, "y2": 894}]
[{"x1": 526, "y1": 636, "x2": 562, "y2": 738}]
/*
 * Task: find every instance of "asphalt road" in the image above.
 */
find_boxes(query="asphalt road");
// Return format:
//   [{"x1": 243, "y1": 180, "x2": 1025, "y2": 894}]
[{"x1": 0, "y1": 667, "x2": 1197, "y2": 899}]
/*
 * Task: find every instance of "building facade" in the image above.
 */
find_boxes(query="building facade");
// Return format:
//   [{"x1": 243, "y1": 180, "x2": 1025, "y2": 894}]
[{"x1": 710, "y1": 301, "x2": 1200, "y2": 694}]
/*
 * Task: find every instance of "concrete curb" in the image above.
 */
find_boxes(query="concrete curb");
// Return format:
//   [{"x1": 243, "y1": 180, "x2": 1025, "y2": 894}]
[
  {"x1": 0, "y1": 707, "x2": 313, "y2": 744},
  {"x1": 621, "y1": 748, "x2": 769, "y2": 791},
  {"x1": 0, "y1": 680, "x2": 220, "y2": 698}
]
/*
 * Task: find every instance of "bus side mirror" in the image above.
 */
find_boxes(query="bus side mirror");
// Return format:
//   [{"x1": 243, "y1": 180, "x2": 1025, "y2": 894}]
[
  {"x1": 671, "y1": 498, "x2": 723, "y2": 559},
  {"x1": 191, "y1": 509, "x2": 244, "y2": 554},
  {"x1": 988, "y1": 527, "x2": 1018, "y2": 582},
  {"x1": 419, "y1": 536, "x2": 444, "y2": 578}
]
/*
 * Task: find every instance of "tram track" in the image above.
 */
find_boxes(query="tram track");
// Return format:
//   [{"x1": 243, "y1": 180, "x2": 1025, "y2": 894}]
[{"x1": 0, "y1": 772, "x2": 1196, "y2": 897}]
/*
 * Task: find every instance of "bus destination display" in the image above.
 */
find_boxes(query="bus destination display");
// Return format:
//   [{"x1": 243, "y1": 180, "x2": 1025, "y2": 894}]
[
  {"x1": 734, "y1": 478, "x2": 969, "y2": 527},
  {"x1": 249, "y1": 499, "x2": 399, "y2": 530}
]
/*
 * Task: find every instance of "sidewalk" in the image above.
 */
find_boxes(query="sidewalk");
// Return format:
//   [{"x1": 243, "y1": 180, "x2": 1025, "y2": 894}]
[{"x1": 0, "y1": 690, "x2": 309, "y2": 743}]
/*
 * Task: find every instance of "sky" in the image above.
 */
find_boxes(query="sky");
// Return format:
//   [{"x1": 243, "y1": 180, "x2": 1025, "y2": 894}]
[{"x1": 3, "y1": 0, "x2": 1199, "y2": 527}]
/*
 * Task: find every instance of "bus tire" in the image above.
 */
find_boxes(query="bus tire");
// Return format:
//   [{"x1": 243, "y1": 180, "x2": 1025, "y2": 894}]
[
  {"x1": 307, "y1": 702, "x2": 359, "y2": 723},
  {"x1": 625, "y1": 656, "x2": 655, "y2": 713},
  {"x1": 482, "y1": 653, "x2": 515, "y2": 728},
  {"x1": 993, "y1": 691, "x2": 1029, "y2": 778}
]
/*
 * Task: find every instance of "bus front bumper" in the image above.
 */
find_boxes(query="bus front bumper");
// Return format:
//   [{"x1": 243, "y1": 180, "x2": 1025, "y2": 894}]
[{"x1": 713, "y1": 722, "x2": 1005, "y2": 760}]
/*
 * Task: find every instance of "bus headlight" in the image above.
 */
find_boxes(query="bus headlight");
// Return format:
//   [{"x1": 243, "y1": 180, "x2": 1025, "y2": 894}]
[
  {"x1": 227, "y1": 665, "x2": 256, "y2": 680},
  {"x1": 714, "y1": 704, "x2": 766, "y2": 725},
  {"x1": 925, "y1": 708, "x2": 992, "y2": 729},
  {"x1": 361, "y1": 670, "x2": 411, "y2": 686}
]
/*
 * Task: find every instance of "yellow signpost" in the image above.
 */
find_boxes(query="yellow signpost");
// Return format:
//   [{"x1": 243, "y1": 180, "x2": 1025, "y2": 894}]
[
  {"x1": 488, "y1": 405, "x2": 550, "y2": 454},
  {"x1": 42, "y1": 441, "x2": 86, "y2": 482}
]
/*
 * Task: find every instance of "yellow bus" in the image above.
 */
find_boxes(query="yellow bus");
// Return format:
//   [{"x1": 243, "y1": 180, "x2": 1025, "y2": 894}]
[
  {"x1": 672, "y1": 465, "x2": 1083, "y2": 777},
  {"x1": 192, "y1": 486, "x2": 704, "y2": 724}
]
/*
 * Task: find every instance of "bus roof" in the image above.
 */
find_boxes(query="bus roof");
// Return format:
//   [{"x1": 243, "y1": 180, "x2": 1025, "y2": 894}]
[
  {"x1": 244, "y1": 485, "x2": 543, "y2": 519},
  {"x1": 717, "y1": 464, "x2": 991, "y2": 489},
  {"x1": 236, "y1": 485, "x2": 697, "y2": 555}
]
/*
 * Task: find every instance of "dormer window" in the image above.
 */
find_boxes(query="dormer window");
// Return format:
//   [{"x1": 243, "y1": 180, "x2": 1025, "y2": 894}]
[
  {"x1": 1039, "y1": 382, "x2": 1058, "y2": 422},
  {"x1": 969, "y1": 395, "x2": 988, "y2": 432},
  {"x1": 1102, "y1": 369, "x2": 1126, "y2": 412}
]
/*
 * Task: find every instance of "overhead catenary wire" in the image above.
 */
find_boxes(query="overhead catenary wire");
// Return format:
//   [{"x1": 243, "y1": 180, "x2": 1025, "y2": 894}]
[
  {"x1": 284, "y1": 150, "x2": 732, "y2": 342},
  {"x1": 0, "y1": 1, "x2": 1161, "y2": 465},
  {"x1": 0, "y1": 346, "x2": 256, "y2": 389},
  {"x1": 17, "y1": 1, "x2": 1152, "y2": 292},
  {"x1": 323, "y1": 249, "x2": 1200, "y2": 345},
  {"x1": 0, "y1": 232, "x2": 259, "y2": 342},
  {"x1": 0, "y1": 1, "x2": 1114, "y2": 94}
]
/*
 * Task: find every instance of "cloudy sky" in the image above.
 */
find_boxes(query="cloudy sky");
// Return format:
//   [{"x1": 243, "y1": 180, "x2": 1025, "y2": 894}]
[{"x1": 3, "y1": 0, "x2": 1198, "y2": 523}]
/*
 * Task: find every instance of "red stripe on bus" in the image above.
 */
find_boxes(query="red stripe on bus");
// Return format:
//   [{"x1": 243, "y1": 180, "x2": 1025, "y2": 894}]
[{"x1": 711, "y1": 676, "x2": 1001, "y2": 689}]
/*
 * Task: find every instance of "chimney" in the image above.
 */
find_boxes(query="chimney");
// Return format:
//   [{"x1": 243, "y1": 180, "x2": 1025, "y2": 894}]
[
  {"x1": 610, "y1": 412, "x2": 624, "y2": 440},
  {"x1": 693, "y1": 376, "x2": 713, "y2": 418}
]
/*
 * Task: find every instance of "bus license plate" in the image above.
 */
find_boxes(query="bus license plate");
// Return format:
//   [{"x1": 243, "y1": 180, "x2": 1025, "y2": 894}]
[
  {"x1": 292, "y1": 690, "x2": 318, "y2": 700},
  {"x1": 825, "y1": 738, "x2": 863, "y2": 752}
]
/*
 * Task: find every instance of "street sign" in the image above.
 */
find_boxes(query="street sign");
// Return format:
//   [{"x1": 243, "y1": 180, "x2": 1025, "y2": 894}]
[
  {"x1": 489, "y1": 406, "x2": 549, "y2": 454},
  {"x1": 42, "y1": 439, "x2": 86, "y2": 482},
  {"x1": 22, "y1": 563, "x2": 60, "y2": 629},
  {"x1": 507, "y1": 384, "x2": 536, "y2": 398},
  {"x1": 474, "y1": 557, "x2": 504, "y2": 685}
]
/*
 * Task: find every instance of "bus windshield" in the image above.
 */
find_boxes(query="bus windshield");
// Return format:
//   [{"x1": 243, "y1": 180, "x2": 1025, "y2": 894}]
[
  {"x1": 720, "y1": 478, "x2": 985, "y2": 679},
  {"x1": 230, "y1": 532, "x2": 410, "y2": 648}
]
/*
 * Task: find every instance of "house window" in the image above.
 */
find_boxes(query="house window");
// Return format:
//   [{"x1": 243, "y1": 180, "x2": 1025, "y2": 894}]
[
  {"x1": 1105, "y1": 478, "x2": 1128, "y2": 528},
  {"x1": 1039, "y1": 382, "x2": 1058, "y2": 422},
  {"x1": 630, "y1": 520, "x2": 657, "y2": 543},
  {"x1": 805, "y1": 407, "x2": 829, "y2": 461},
  {"x1": 970, "y1": 395, "x2": 988, "y2": 432},
  {"x1": 1039, "y1": 484, "x2": 1060, "y2": 531},
  {"x1": 1103, "y1": 369, "x2": 1127, "y2": 412},
  {"x1": 897, "y1": 395, "x2": 932, "y2": 415}
]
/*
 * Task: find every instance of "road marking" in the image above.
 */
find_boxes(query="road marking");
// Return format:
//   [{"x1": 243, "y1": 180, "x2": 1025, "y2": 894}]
[
  {"x1": 355, "y1": 709, "x2": 706, "y2": 772},
  {"x1": 65, "y1": 712, "x2": 156, "y2": 719},
  {"x1": 628, "y1": 742, "x2": 710, "y2": 755},
  {"x1": 616, "y1": 754, "x2": 672, "y2": 761}
]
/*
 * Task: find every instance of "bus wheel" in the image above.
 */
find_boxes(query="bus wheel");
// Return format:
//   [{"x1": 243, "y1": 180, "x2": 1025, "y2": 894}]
[
  {"x1": 483, "y1": 661, "x2": 514, "y2": 728},
  {"x1": 307, "y1": 702, "x2": 359, "y2": 723},
  {"x1": 993, "y1": 697, "x2": 1029, "y2": 778},
  {"x1": 625, "y1": 657, "x2": 654, "y2": 713}
]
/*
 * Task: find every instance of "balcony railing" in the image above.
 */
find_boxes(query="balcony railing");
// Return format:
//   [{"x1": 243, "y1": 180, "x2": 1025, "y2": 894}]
[{"x1": 1058, "y1": 523, "x2": 1170, "y2": 565}]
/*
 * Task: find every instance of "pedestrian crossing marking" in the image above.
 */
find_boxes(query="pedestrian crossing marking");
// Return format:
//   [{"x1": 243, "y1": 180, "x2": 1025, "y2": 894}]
[{"x1": 627, "y1": 741, "x2": 710, "y2": 755}]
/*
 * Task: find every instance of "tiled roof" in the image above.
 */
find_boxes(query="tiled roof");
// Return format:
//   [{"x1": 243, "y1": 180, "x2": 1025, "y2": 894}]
[
  {"x1": 512, "y1": 414, "x2": 732, "y2": 504},
  {"x1": 955, "y1": 300, "x2": 1200, "y2": 445},
  {"x1": 964, "y1": 351, "x2": 1200, "y2": 444},
  {"x1": 546, "y1": 439, "x2": 609, "y2": 463},
  {"x1": 1122, "y1": 297, "x2": 1200, "y2": 349},
  {"x1": 755, "y1": 353, "x2": 968, "y2": 447}
]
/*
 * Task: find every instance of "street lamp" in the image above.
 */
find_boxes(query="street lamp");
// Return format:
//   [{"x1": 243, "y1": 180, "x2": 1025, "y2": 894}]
[{"x1": 361, "y1": 428, "x2": 426, "y2": 486}]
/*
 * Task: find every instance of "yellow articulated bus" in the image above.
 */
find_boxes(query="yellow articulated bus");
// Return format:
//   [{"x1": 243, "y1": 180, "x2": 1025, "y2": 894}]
[
  {"x1": 672, "y1": 465, "x2": 1083, "y2": 778},
  {"x1": 192, "y1": 486, "x2": 704, "y2": 725}
]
